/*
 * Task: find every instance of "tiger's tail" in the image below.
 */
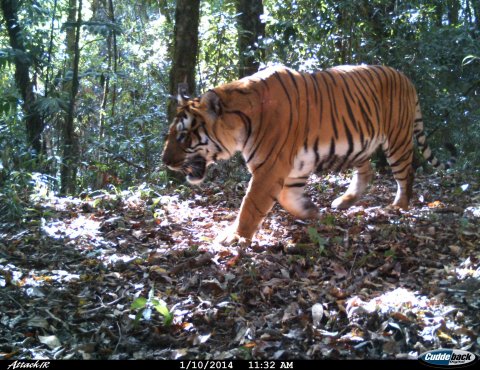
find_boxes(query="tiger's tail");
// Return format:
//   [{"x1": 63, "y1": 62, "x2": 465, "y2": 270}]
[{"x1": 413, "y1": 101, "x2": 456, "y2": 170}]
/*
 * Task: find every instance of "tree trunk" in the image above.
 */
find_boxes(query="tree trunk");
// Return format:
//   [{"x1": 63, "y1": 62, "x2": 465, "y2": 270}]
[
  {"x1": 45, "y1": 0, "x2": 58, "y2": 98},
  {"x1": 108, "y1": 0, "x2": 118, "y2": 120},
  {"x1": 0, "y1": 0, "x2": 44, "y2": 155},
  {"x1": 60, "y1": 0, "x2": 82, "y2": 195},
  {"x1": 167, "y1": 0, "x2": 200, "y2": 123},
  {"x1": 433, "y1": 1, "x2": 444, "y2": 27},
  {"x1": 166, "y1": 0, "x2": 200, "y2": 182},
  {"x1": 447, "y1": 0, "x2": 460, "y2": 25},
  {"x1": 362, "y1": 0, "x2": 396, "y2": 53},
  {"x1": 235, "y1": 0, "x2": 265, "y2": 79},
  {"x1": 98, "y1": 0, "x2": 118, "y2": 137},
  {"x1": 471, "y1": 0, "x2": 480, "y2": 30}
]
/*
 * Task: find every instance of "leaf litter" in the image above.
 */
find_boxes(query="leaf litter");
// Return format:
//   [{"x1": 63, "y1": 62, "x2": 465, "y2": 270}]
[{"x1": 0, "y1": 171, "x2": 479, "y2": 360}]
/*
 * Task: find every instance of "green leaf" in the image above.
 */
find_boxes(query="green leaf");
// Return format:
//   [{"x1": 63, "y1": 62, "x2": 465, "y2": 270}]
[
  {"x1": 462, "y1": 55, "x2": 479, "y2": 66},
  {"x1": 163, "y1": 312, "x2": 174, "y2": 326},
  {"x1": 307, "y1": 226, "x2": 319, "y2": 242},
  {"x1": 130, "y1": 297, "x2": 147, "y2": 310},
  {"x1": 322, "y1": 214, "x2": 336, "y2": 227},
  {"x1": 152, "y1": 300, "x2": 173, "y2": 326},
  {"x1": 384, "y1": 249, "x2": 396, "y2": 258},
  {"x1": 153, "y1": 302, "x2": 169, "y2": 316},
  {"x1": 308, "y1": 227, "x2": 327, "y2": 246}
]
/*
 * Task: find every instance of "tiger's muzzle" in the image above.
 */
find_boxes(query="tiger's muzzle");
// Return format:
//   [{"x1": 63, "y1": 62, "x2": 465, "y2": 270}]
[{"x1": 182, "y1": 155, "x2": 207, "y2": 184}]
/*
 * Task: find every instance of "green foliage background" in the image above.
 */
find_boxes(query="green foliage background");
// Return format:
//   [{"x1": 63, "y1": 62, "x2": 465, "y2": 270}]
[{"x1": 0, "y1": 0, "x2": 479, "y2": 212}]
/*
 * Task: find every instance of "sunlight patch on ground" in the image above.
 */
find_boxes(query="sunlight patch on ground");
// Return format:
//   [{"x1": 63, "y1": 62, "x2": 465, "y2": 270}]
[
  {"x1": 0, "y1": 262, "x2": 80, "y2": 288},
  {"x1": 0, "y1": 262, "x2": 23, "y2": 287},
  {"x1": 456, "y1": 257, "x2": 480, "y2": 280},
  {"x1": 464, "y1": 206, "x2": 480, "y2": 217},
  {"x1": 345, "y1": 287, "x2": 473, "y2": 351},
  {"x1": 310, "y1": 172, "x2": 351, "y2": 187},
  {"x1": 42, "y1": 215, "x2": 101, "y2": 240},
  {"x1": 104, "y1": 254, "x2": 137, "y2": 265},
  {"x1": 46, "y1": 196, "x2": 83, "y2": 211},
  {"x1": 347, "y1": 288, "x2": 434, "y2": 316},
  {"x1": 156, "y1": 194, "x2": 220, "y2": 247},
  {"x1": 21, "y1": 270, "x2": 81, "y2": 288},
  {"x1": 38, "y1": 203, "x2": 146, "y2": 269},
  {"x1": 158, "y1": 195, "x2": 204, "y2": 224}
]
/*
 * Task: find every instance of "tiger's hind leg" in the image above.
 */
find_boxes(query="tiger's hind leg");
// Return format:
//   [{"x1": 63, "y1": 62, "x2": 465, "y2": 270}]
[
  {"x1": 277, "y1": 177, "x2": 318, "y2": 219},
  {"x1": 391, "y1": 163, "x2": 414, "y2": 210},
  {"x1": 331, "y1": 161, "x2": 374, "y2": 209},
  {"x1": 383, "y1": 142, "x2": 414, "y2": 210}
]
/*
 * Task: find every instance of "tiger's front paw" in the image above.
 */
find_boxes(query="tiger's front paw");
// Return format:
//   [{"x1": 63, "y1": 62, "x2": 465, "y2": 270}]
[
  {"x1": 331, "y1": 194, "x2": 358, "y2": 209},
  {"x1": 214, "y1": 230, "x2": 251, "y2": 248}
]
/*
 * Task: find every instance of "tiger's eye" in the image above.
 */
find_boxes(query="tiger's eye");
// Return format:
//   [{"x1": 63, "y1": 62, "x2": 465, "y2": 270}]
[{"x1": 178, "y1": 132, "x2": 187, "y2": 142}]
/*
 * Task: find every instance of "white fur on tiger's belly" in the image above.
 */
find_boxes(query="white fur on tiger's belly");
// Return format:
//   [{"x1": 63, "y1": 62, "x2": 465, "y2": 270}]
[
  {"x1": 289, "y1": 148, "x2": 317, "y2": 178},
  {"x1": 288, "y1": 141, "x2": 353, "y2": 178}
]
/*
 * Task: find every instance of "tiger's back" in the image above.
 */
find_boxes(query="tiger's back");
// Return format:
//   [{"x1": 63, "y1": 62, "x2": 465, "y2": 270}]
[{"x1": 241, "y1": 65, "x2": 416, "y2": 174}]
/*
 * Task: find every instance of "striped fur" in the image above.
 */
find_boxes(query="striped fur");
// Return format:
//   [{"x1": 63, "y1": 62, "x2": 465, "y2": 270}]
[{"x1": 162, "y1": 65, "x2": 453, "y2": 243}]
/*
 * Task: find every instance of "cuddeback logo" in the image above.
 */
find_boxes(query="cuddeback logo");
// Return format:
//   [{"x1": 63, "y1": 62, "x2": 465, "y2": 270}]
[{"x1": 419, "y1": 349, "x2": 479, "y2": 368}]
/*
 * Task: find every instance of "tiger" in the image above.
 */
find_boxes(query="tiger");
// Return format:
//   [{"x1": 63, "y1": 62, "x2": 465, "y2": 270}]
[{"x1": 162, "y1": 65, "x2": 454, "y2": 245}]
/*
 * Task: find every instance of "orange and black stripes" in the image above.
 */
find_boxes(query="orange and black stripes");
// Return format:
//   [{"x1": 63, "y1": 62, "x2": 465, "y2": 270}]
[{"x1": 186, "y1": 65, "x2": 450, "y2": 179}]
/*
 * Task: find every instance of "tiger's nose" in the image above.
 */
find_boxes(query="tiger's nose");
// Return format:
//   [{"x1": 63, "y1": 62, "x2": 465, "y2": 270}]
[
  {"x1": 162, "y1": 149, "x2": 175, "y2": 168},
  {"x1": 162, "y1": 145, "x2": 183, "y2": 169},
  {"x1": 162, "y1": 149, "x2": 172, "y2": 166}
]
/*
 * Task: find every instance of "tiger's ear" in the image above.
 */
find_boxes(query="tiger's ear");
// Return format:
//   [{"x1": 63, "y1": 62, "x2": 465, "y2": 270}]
[
  {"x1": 198, "y1": 91, "x2": 223, "y2": 121},
  {"x1": 177, "y1": 82, "x2": 190, "y2": 105}
]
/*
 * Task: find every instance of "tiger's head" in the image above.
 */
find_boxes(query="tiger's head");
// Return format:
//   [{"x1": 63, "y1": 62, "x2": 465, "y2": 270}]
[{"x1": 162, "y1": 91, "x2": 228, "y2": 184}]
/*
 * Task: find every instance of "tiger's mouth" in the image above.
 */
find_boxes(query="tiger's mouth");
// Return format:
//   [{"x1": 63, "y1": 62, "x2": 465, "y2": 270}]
[{"x1": 183, "y1": 155, "x2": 207, "y2": 184}]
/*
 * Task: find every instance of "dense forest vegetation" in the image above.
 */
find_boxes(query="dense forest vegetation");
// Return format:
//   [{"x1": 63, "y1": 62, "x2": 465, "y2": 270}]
[
  {"x1": 0, "y1": 0, "x2": 479, "y2": 218},
  {"x1": 1, "y1": 0, "x2": 480, "y2": 361}
]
